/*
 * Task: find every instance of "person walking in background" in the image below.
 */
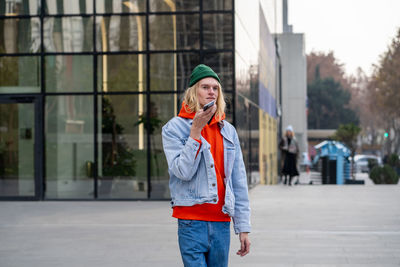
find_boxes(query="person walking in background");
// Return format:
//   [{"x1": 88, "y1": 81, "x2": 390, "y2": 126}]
[
  {"x1": 162, "y1": 64, "x2": 251, "y2": 267},
  {"x1": 279, "y1": 125, "x2": 300, "y2": 185}
]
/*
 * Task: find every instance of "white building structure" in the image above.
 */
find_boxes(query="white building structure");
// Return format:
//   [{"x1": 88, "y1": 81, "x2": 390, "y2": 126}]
[{"x1": 276, "y1": 0, "x2": 308, "y2": 154}]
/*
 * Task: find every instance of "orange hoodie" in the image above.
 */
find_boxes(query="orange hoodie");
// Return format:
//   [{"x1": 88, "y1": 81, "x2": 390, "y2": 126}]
[{"x1": 172, "y1": 103, "x2": 231, "y2": 222}]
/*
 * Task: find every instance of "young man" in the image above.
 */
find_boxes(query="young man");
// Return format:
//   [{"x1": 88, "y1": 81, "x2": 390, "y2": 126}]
[{"x1": 162, "y1": 64, "x2": 251, "y2": 266}]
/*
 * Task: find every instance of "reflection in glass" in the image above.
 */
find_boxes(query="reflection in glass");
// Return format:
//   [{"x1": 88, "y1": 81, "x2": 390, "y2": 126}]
[
  {"x1": 149, "y1": 94, "x2": 175, "y2": 199},
  {"x1": 0, "y1": 102, "x2": 35, "y2": 197},
  {"x1": 149, "y1": 15, "x2": 199, "y2": 50},
  {"x1": 0, "y1": 0, "x2": 40, "y2": 16},
  {"x1": 235, "y1": 94, "x2": 250, "y2": 183},
  {"x1": 150, "y1": 53, "x2": 199, "y2": 92},
  {"x1": 45, "y1": 95, "x2": 94, "y2": 199},
  {"x1": 96, "y1": 16, "x2": 145, "y2": 52},
  {"x1": 149, "y1": 0, "x2": 199, "y2": 12},
  {"x1": 46, "y1": 55, "x2": 93, "y2": 92},
  {"x1": 235, "y1": 51, "x2": 251, "y2": 98},
  {"x1": 203, "y1": 13, "x2": 233, "y2": 49},
  {"x1": 45, "y1": 0, "x2": 93, "y2": 14},
  {"x1": 97, "y1": 54, "x2": 146, "y2": 92},
  {"x1": 0, "y1": 18, "x2": 41, "y2": 53},
  {"x1": 224, "y1": 93, "x2": 233, "y2": 124},
  {"x1": 203, "y1": 0, "x2": 232, "y2": 11},
  {"x1": 235, "y1": 94, "x2": 260, "y2": 185},
  {"x1": 96, "y1": 0, "x2": 146, "y2": 14},
  {"x1": 98, "y1": 95, "x2": 147, "y2": 199},
  {"x1": 204, "y1": 52, "x2": 233, "y2": 90},
  {"x1": 249, "y1": 103, "x2": 259, "y2": 183},
  {"x1": 0, "y1": 56, "x2": 40, "y2": 93},
  {"x1": 44, "y1": 17, "x2": 93, "y2": 52}
]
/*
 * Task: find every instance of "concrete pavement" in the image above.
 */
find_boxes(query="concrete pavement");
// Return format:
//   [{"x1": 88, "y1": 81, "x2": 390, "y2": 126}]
[{"x1": 1, "y1": 183, "x2": 399, "y2": 266}]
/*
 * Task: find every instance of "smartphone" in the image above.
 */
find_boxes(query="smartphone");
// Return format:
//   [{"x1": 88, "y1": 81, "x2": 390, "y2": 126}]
[{"x1": 203, "y1": 100, "x2": 215, "y2": 111}]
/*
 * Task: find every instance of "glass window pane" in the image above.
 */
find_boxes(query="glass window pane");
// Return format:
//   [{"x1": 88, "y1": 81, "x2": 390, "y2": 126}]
[
  {"x1": 149, "y1": 15, "x2": 199, "y2": 50},
  {"x1": 0, "y1": 18, "x2": 41, "y2": 53},
  {"x1": 150, "y1": 53, "x2": 199, "y2": 91},
  {"x1": 96, "y1": 16, "x2": 146, "y2": 52},
  {"x1": 96, "y1": 0, "x2": 146, "y2": 14},
  {"x1": 45, "y1": 0, "x2": 93, "y2": 14},
  {"x1": 224, "y1": 93, "x2": 233, "y2": 123},
  {"x1": 45, "y1": 55, "x2": 93, "y2": 92},
  {"x1": 44, "y1": 17, "x2": 93, "y2": 52},
  {"x1": 149, "y1": 94, "x2": 175, "y2": 199},
  {"x1": 45, "y1": 95, "x2": 94, "y2": 199},
  {"x1": 149, "y1": 0, "x2": 199, "y2": 12},
  {"x1": 235, "y1": 51, "x2": 251, "y2": 98},
  {"x1": 0, "y1": 0, "x2": 41, "y2": 16},
  {"x1": 97, "y1": 54, "x2": 146, "y2": 92},
  {"x1": 203, "y1": 0, "x2": 232, "y2": 11},
  {"x1": 203, "y1": 13, "x2": 233, "y2": 49},
  {"x1": 204, "y1": 52, "x2": 233, "y2": 90},
  {"x1": 98, "y1": 95, "x2": 147, "y2": 199},
  {"x1": 235, "y1": 94, "x2": 250, "y2": 183},
  {"x1": 0, "y1": 56, "x2": 40, "y2": 93},
  {"x1": 249, "y1": 103, "x2": 259, "y2": 182},
  {"x1": 0, "y1": 102, "x2": 35, "y2": 197}
]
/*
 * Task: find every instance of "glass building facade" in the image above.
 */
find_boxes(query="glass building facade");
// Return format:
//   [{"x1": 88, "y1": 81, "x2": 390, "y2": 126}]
[
  {"x1": 0, "y1": 0, "x2": 280, "y2": 200},
  {"x1": 235, "y1": 0, "x2": 281, "y2": 185}
]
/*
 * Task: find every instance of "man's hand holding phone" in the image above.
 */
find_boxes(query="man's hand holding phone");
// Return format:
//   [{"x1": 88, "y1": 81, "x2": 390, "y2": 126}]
[
  {"x1": 190, "y1": 100, "x2": 216, "y2": 139},
  {"x1": 202, "y1": 100, "x2": 215, "y2": 111},
  {"x1": 204, "y1": 100, "x2": 216, "y2": 124}
]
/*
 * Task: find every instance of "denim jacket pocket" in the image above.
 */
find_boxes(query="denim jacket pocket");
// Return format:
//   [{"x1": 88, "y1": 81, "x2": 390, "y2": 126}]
[
  {"x1": 176, "y1": 177, "x2": 197, "y2": 199},
  {"x1": 224, "y1": 145, "x2": 236, "y2": 179}
]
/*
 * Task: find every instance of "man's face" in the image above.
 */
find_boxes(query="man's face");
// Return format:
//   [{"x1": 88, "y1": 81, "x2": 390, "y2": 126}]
[{"x1": 196, "y1": 77, "x2": 219, "y2": 108}]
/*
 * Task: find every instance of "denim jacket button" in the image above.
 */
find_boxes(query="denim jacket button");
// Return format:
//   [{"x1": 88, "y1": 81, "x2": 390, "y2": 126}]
[
  {"x1": 210, "y1": 164, "x2": 214, "y2": 168},
  {"x1": 212, "y1": 183, "x2": 216, "y2": 187},
  {"x1": 213, "y1": 198, "x2": 217, "y2": 202}
]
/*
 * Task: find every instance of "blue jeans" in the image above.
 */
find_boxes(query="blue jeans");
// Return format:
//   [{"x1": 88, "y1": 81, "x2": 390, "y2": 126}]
[{"x1": 178, "y1": 219, "x2": 231, "y2": 267}]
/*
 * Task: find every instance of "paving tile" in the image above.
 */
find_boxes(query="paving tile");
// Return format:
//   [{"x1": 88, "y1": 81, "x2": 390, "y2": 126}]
[{"x1": 1, "y1": 183, "x2": 400, "y2": 266}]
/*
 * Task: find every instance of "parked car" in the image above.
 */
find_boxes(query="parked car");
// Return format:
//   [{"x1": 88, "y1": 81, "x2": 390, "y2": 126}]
[{"x1": 353, "y1": 154, "x2": 382, "y2": 173}]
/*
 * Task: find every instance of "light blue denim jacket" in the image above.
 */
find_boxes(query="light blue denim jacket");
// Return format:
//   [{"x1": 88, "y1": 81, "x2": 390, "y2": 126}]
[{"x1": 162, "y1": 117, "x2": 251, "y2": 234}]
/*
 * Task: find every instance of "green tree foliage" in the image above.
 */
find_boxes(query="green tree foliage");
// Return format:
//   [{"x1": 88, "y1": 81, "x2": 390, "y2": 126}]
[
  {"x1": 333, "y1": 123, "x2": 361, "y2": 155},
  {"x1": 333, "y1": 123, "x2": 361, "y2": 178},
  {"x1": 368, "y1": 28, "x2": 400, "y2": 155},
  {"x1": 0, "y1": 49, "x2": 18, "y2": 86},
  {"x1": 101, "y1": 97, "x2": 136, "y2": 177},
  {"x1": 387, "y1": 154, "x2": 400, "y2": 168},
  {"x1": 308, "y1": 76, "x2": 359, "y2": 129}
]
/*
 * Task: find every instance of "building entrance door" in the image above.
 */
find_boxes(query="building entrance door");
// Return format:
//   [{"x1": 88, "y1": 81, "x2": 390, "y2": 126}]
[{"x1": 0, "y1": 96, "x2": 42, "y2": 200}]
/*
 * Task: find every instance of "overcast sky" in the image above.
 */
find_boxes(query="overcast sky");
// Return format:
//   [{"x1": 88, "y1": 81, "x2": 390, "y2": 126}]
[{"x1": 288, "y1": 0, "x2": 400, "y2": 76}]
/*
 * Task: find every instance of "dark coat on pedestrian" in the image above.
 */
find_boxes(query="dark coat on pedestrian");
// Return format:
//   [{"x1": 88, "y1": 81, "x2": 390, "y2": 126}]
[{"x1": 279, "y1": 136, "x2": 300, "y2": 177}]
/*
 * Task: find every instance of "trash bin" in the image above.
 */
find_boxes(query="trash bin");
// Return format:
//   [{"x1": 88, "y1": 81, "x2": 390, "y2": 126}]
[
  {"x1": 321, "y1": 156, "x2": 329, "y2": 184},
  {"x1": 328, "y1": 159, "x2": 337, "y2": 184},
  {"x1": 321, "y1": 157, "x2": 337, "y2": 184}
]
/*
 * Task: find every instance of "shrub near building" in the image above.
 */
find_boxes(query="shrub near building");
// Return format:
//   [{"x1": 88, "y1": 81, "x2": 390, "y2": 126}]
[{"x1": 369, "y1": 154, "x2": 400, "y2": 184}]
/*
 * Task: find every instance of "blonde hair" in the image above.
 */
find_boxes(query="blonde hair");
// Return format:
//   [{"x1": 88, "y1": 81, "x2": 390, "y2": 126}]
[{"x1": 182, "y1": 80, "x2": 226, "y2": 121}]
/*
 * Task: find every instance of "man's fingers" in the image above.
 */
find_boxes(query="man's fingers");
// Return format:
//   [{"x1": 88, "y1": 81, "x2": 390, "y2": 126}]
[
  {"x1": 243, "y1": 239, "x2": 250, "y2": 256},
  {"x1": 192, "y1": 107, "x2": 215, "y2": 129},
  {"x1": 198, "y1": 106, "x2": 214, "y2": 118},
  {"x1": 237, "y1": 236, "x2": 250, "y2": 257}
]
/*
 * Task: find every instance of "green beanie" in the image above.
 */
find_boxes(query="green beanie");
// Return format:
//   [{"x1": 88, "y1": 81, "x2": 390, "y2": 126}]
[{"x1": 189, "y1": 64, "x2": 220, "y2": 87}]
